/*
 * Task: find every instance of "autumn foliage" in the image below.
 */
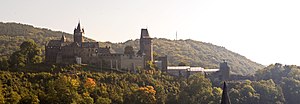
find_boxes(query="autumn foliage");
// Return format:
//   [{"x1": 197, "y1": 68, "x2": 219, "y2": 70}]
[
  {"x1": 84, "y1": 78, "x2": 96, "y2": 89},
  {"x1": 133, "y1": 86, "x2": 157, "y2": 104}
]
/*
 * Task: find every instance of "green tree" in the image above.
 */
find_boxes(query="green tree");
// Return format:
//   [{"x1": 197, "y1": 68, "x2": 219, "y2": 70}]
[
  {"x1": 96, "y1": 97, "x2": 112, "y2": 104},
  {"x1": 9, "y1": 51, "x2": 26, "y2": 69},
  {"x1": 19, "y1": 95, "x2": 40, "y2": 104},
  {"x1": 280, "y1": 77, "x2": 300, "y2": 104},
  {"x1": 82, "y1": 96, "x2": 94, "y2": 104},
  {"x1": 179, "y1": 73, "x2": 218, "y2": 104},
  {"x1": 155, "y1": 85, "x2": 167, "y2": 104},
  {"x1": 211, "y1": 87, "x2": 222, "y2": 103},
  {"x1": 0, "y1": 82, "x2": 4, "y2": 104},
  {"x1": 146, "y1": 61, "x2": 156, "y2": 70},
  {"x1": 6, "y1": 91, "x2": 21, "y2": 104},
  {"x1": 252, "y1": 79, "x2": 285, "y2": 104},
  {"x1": 45, "y1": 75, "x2": 82, "y2": 104},
  {"x1": 9, "y1": 40, "x2": 42, "y2": 69},
  {"x1": 19, "y1": 40, "x2": 42, "y2": 64},
  {"x1": 229, "y1": 80, "x2": 259, "y2": 104},
  {"x1": 0, "y1": 57, "x2": 9, "y2": 70}
]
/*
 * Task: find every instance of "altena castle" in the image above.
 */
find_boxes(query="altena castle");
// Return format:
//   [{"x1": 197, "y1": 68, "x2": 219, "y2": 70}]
[
  {"x1": 45, "y1": 22, "x2": 229, "y2": 80},
  {"x1": 45, "y1": 22, "x2": 167, "y2": 71}
]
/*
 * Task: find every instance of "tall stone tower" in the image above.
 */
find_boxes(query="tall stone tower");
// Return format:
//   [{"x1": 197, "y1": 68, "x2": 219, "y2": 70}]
[
  {"x1": 138, "y1": 29, "x2": 153, "y2": 62},
  {"x1": 220, "y1": 60, "x2": 230, "y2": 81},
  {"x1": 73, "y1": 22, "x2": 84, "y2": 44}
]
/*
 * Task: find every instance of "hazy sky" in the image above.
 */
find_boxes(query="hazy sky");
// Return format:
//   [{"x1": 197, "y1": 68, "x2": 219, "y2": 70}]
[{"x1": 2, "y1": 0, "x2": 300, "y2": 66}]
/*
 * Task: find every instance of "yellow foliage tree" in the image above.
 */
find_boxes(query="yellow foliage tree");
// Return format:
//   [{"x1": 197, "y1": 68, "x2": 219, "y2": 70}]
[{"x1": 134, "y1": 86, "x2": 157, "y2": 104}]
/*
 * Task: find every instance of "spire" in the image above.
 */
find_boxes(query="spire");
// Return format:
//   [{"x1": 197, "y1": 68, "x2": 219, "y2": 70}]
[
  {"x1": 74, "y1": 21, "x2": 84, "y2": 33},
  {"x1": 77, "y1": 21, "x2": 81, "y2": 30},
  {"x1": 73, "y1": 21, "x2": 84, "y2": 43},
  {"x1": 221, "y1": 82, "x2": 231, "y2": 104}
]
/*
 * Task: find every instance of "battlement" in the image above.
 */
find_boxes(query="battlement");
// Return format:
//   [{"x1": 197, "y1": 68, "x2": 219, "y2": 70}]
[{"x1": 99, "y1": 53, "x2": 143, "y2": 58}]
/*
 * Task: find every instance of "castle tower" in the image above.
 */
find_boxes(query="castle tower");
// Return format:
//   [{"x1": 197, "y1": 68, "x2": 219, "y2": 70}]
[
  {"x1": 138, "y1": 29, "x2": 153, "y2": 62},
  {"x1": 73, "y1": 22, "x2": 84, "y2": 45},
  {"x1": 220, "y1": 60, "x2": 230, "y2": 81}
]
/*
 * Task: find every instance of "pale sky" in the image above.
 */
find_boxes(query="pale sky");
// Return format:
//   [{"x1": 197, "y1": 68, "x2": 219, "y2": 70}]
[{"x1": 2, "y1": 0, "x2": 300, "y2": 66}]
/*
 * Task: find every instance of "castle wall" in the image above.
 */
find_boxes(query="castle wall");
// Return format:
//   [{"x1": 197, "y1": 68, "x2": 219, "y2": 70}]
[
  {"x1": 80, "y1": 47, "x2": 99, "y2": 65},
  {"x1": 167, "y1": 69, "x2": 188, "y2": 76},
  {"x1": 157, "y1": 56, "x2": 168, "y2": 71},
  {"x1": 95, "y1": 54, "x2": 144, "y2": 71},
  {"x1": 99, "y1": 54, "x2": 122, "y2": 69},
  {"x1": 45, "y1": 46, "x2": 60, "y2": 63},
  {"x1": 59, "y1": 45, "x2": 81, "y2": 64},
  {"x1": 120, "y1": 55, "x2": 144, "y2": 71}
]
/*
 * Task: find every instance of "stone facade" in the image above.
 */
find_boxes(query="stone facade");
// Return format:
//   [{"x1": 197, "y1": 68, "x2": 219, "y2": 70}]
[
  {"x1": 219, "y1": 61, "x2": 230, "y2": 81},
  {"x1": 155, "y1": 56, "x2": 168, "y2": 71},
  {"x1": 45, "y1": 22, "x2": 149, "y2": 71},
  {"x1": 137, "y1": 29, "x2": 153, "y2": 62}
]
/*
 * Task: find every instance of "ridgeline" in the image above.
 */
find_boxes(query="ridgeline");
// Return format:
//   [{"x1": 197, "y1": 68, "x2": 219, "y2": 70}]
[
  {"x1": 2, "y1": 22, "x2": 300, "y2": 104},
  {"x1": 0, "y1": 22, "x2": 264, "y2": 75}
]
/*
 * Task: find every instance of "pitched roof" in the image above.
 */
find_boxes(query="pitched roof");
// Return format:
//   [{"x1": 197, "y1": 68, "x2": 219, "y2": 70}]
[
  {"x1": 46, "y1": 40, "x2": 63, "y2": 47},
  {"x1": 81, "y1": 42, "x2": 99, "y2": 48},
  {"x1": 141, "y1": 29, "x2": 151, "y2": 39}
]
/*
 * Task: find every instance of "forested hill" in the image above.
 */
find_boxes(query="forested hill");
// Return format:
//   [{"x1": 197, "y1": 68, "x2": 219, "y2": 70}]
[
  {"x1": 0, "y1": 22, "x2": 264, "y2": 75},
  {"x1": 103, "y1": 39, "x2": 264, "y2": 75},
  {"x1": 0, "y1": 22, "x2": 93, "y2": 55}
]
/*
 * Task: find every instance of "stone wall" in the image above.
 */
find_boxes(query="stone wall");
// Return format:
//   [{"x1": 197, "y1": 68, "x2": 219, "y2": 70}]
[{"x1": 120, "y1": 55, "x2": 144, "y2": 71}]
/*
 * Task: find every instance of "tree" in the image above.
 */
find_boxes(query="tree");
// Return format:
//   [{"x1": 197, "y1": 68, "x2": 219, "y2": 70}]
[
  {"x1": 280, "y1": 77, "x2": 300, "y2": 104},
  {"x1": 178, "y1": 73, "x2": 218, "y2": 104},
  {"x1": 9, "y1": 51, "x2": 26, "y2": 69},
  {"x1": 133, "y1": 86, "x2": 157, "y2": 104},
  {"x1": 96, "y1": 97, "x2": 112, "y2": 104},
  {"x1": 9, "y1": 40, "x2": 42, "y2": 69},
  {"x1": 6, "y1": 91, "x2": 21, "y2": 104},
  {"x1": 252, "y1": 79, "x2": 285, "y2": 104},
  {"x1": 155, "y1": 85, "x2": 167, "y2": 104},
  {"x1": 45, "y1": 75, "x2": 82, "y2": 103},
  {"x1": 0, "y1": 82, "x2": 4, "y2": 104},
  {"x1": 19, "y1": 40, "x2": 42, "y2": 64},
  {"x1": 0, "y1": 57, "x2": 9, "y2": 70},
  {"x1": 84, "y1": 78, "x2": 96, "y2": 90}
]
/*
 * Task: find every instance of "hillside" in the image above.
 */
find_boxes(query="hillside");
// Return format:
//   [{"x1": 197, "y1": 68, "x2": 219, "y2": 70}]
[
  {"x1": 0, "y1": 22, "x2": 94, "y2": 56},
  {"x1": 102, "y1": 39, "x2": 264, "y2": 75},
  {"x1": 0, "y1": 22, "x2": 264, "y2": 75}
]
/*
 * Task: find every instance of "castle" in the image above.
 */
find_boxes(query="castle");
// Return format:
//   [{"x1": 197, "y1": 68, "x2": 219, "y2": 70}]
[
  {"x1": 45, "y1": 22, "x2": 155, "y2": 71},
  {"x1": 45, "y1": 22, "x2": 229, "y2": 80}
]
